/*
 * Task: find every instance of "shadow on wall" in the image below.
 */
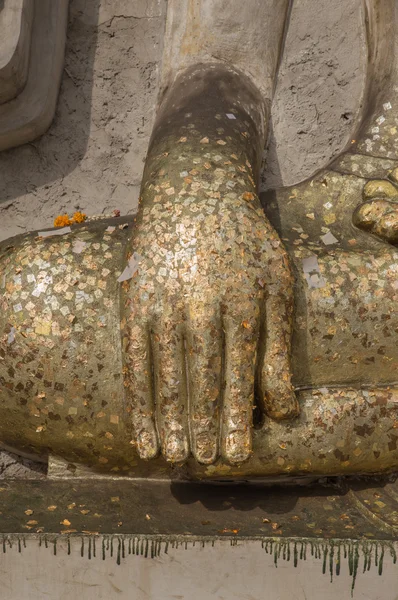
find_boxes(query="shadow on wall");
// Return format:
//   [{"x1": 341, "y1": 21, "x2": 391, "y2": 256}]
[
  {"x1": 261, "y1": 0, "x2": 366, "y2": 191},
  {"x1": 0, "y1": 0, "x2": 100, "y2": 204}
]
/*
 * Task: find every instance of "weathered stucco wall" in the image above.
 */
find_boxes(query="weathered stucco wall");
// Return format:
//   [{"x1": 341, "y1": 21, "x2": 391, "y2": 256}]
[
  {"x1": 0, "y1": 0, "x2": 365, "y2": 241},
  {"x1": 263, "y1": 0, "x2": 366, "y2": 190},
  {"x1": 0, "y1": 0, "x2": 166, "y2": 242}
]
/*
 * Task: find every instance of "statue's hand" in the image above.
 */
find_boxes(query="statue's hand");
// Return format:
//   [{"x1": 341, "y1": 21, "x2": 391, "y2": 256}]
[{"x1": 121, "y1": 187, "x2": 299, "y2": 466}]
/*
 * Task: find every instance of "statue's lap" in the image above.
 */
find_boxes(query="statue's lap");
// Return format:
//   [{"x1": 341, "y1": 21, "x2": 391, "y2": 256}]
[{"x1": 0, "y1": 219, "x2": 396, "y2": 477}]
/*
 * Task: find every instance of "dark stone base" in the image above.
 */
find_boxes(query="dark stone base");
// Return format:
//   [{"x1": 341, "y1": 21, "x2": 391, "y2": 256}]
[{"x1": 0, "y1": 476, "x2": 397, "y2": 540}]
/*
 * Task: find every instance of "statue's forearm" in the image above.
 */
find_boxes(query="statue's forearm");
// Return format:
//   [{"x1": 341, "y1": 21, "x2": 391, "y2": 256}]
[
  {"x1": 139, "y1": 64, "x2": 267, "y2": 216},
  {"x1": 161, "y1": 0, "x2": 292, "y2": 104}
]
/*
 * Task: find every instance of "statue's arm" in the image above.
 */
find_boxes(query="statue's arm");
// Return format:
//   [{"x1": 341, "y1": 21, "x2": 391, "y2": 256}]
[{"x1": 120, "y1": 65, "x2": 299, "y2": 466}]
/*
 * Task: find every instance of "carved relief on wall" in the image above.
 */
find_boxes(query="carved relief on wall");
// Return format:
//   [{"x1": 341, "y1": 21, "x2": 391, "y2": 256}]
[{"x1": 0, "y1": 0, "x2": 68, "y2": 151}]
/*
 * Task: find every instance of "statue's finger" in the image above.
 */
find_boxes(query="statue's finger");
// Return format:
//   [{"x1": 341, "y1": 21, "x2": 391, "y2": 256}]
[
  {"x1": 152, "y1": 315, "x2": 189, "y2": 463},
  {"x1": 186, "y1": 305, "x2": 222, "y2": 465},
  {"x1": 221, "y1": 311, "x2": 259, "y2": 465},
  {"x1": 124, "y1": 318, "x2": 159, "y2": 460},
  {"x1": 260, "y1": 288, "x2": 299, "y2": 420}
]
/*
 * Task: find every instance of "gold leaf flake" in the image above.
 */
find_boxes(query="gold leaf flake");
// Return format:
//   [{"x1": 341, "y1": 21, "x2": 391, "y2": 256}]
[
  {"x1": 324, "y1": 213, "x2": 336, "y2": 225},
  {"x1": 242, "y1": 192, "x2": 254, "y2": 202},
  {"x1": 82, "y1": 530, "x2": 99, "y2": 535},
  {"x1": 35, "y1": 321, "x2": 51, "y2": 336},
  {"x1": 60, "y1": 529, "x2": 77, "y2": 534}
]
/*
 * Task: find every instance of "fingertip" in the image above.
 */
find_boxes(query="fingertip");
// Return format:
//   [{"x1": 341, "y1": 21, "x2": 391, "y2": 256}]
[
  {"x1": 192, "y1": 432, "x2": 218, "y2": 465},
  {"x1": 136, "y1": 428, "x2": 159, "y2": 460},
  {"x1": 163, "y1": 431, "x2": 190, "y2": 464},
  {"x1": 222, "y1": 429, "x2": 252, "y2": 465},
  {"x1": 265, "y1": 392, "x2": 300, "y2": 421}
]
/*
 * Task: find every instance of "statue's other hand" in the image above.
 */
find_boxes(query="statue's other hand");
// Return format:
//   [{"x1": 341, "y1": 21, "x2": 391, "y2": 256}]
[{"x1": 353, "y1": 177, "x2": 398, "y2": 245}]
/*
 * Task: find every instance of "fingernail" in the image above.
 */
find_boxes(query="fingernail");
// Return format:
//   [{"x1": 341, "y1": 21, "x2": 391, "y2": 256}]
[
  {"x1": 195, "y1": 432, "x2": 217, "y2": 465},
  {"x1": 225, "y1": 430, "x2": 251, "y2": 464},
  {"x1": 165, "y1": 432, "x2": 189, "y2": 463}
]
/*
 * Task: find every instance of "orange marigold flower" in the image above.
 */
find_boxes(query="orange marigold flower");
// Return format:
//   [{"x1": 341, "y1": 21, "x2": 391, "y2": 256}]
[
  {"x1": 54, "y1": 214, "x2": 71, "y2": 227},
  {"x1": 71, "y1": 211, "x2": 87, "y2": 224}
]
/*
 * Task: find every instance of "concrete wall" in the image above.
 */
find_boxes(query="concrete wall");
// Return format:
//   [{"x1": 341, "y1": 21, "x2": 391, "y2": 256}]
[
  {"x1": 0, "y1": 0, "x2": 166, "y2": 242},
  {"x1": 264, "y1": 0, "x2": 366, "y2": 190},
  {"x1": 0, "y1": 539, "x2": 395, "y2": 600}
]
